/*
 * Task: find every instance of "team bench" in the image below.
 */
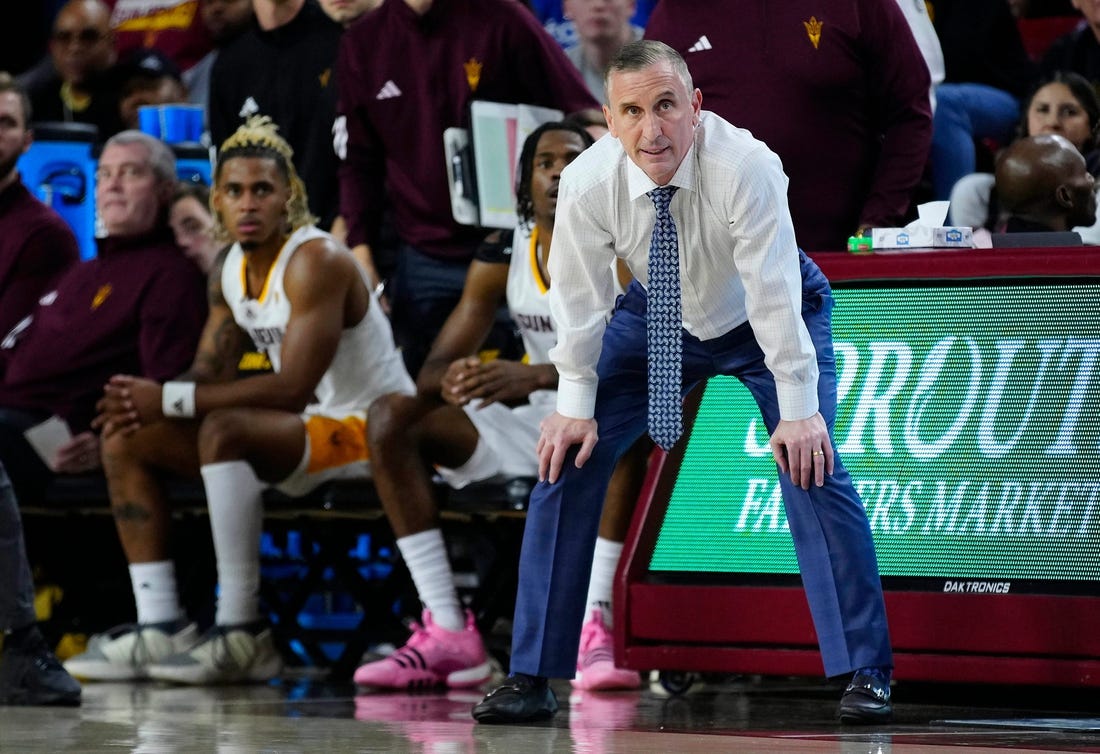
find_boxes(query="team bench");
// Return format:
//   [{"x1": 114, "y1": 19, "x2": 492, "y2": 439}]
[{"x1": 21, "y1": 472, "x2": 536, "y2": 679}]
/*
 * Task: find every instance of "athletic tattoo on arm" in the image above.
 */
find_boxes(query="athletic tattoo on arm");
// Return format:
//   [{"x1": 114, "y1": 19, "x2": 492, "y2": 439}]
[{"x1": 176, "y1": 247, "x2": 248, "y2": 384}]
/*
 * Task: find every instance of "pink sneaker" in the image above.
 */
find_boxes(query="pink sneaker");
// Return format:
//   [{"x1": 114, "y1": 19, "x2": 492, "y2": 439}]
[
  {"x1": 571, "y1": 610, "x2": 641, "y2": 691},
  {"x1": 354, "y1": 610, "x2": 491, "y2": 691}
]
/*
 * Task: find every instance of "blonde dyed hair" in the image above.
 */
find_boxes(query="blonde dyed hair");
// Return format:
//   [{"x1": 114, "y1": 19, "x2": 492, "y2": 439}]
[{"x1": 212, "y1": 115, "x2": 316, "y2": 242}]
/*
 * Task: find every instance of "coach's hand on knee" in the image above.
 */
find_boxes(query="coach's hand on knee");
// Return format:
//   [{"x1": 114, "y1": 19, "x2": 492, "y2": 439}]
[
  {"x1": 770, "y1": 413, "x2": 833, "y2": 491},
  {"x1": 536, "y1": 413, "x2": 598, "y2": 485}
]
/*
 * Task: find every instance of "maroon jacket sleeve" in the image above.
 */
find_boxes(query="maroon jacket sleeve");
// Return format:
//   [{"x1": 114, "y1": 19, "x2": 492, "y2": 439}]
[
  {"x1": 137, "y1": 257, "x2": 208, "y2": 382},
  {"x1": 335, "y1": 32, "x2": 386, "y2": 251},
  {"x1": 0, "y1": 222, "x2": 79, "y2": 339},
  {"x1": 335, "y1": 4, "x2": 598, "y2": 251},
  {"x1": 857, "y1": 0, "x2": 933, "y2": 230}
]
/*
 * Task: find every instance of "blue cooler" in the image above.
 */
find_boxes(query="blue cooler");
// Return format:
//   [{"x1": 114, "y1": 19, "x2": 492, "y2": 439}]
[
  {"x1": 18, "y1": 122, "x2": 99, "y2": 260},
  {"x1": 141, "y1": 104, "x2": 211, "y2": 186}
]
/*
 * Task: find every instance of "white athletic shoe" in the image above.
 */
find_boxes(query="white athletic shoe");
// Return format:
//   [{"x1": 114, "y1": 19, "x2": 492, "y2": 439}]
[
  {"x1": 146, "y1": 623, "x2": 283, "y2": 685},
  {"x1": 64, "y1": 621, "x2": 200, "y2": 681}
]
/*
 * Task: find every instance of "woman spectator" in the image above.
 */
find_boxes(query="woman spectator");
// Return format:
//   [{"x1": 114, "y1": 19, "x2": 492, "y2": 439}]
[
  {"x1": 168, "y1": 181, "x2": 220, "y2": 274},
  {"x1": 949, "y1": 70, "x2": 1100, "y2": 242},
  {"x1": 928, "y1": 0, "x2": 1038, "y2": 200}
]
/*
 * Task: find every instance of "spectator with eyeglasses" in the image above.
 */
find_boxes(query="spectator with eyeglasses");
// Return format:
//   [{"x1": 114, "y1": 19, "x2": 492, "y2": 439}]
[
  {"x1": 28, "y1": 0, "x2": 124, "y2": 141},
  {"x1": 0, "y1": 129, "x2": 205, "y2": 512},
  {"x1": 0, "y1": 129, "x2": 206, "y2": 704}
]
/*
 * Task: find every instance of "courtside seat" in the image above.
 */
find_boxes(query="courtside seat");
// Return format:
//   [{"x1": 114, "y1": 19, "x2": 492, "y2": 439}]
[{"x1": 24, "y1": 472, "x2": 535, "y2": 678}]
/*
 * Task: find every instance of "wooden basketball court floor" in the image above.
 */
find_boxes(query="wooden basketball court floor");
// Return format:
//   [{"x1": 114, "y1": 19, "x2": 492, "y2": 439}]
[{"x1": 3, "y1": 672, "x2": 1099, "y2": 753}]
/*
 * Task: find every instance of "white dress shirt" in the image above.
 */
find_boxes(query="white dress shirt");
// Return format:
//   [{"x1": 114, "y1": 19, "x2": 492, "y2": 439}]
[
  {"x1": 547, "y1": 110, "x2": 820, "y2": 422},
  {"x1": 894, "y1": 0, "x2": 945, "y2": 113}
]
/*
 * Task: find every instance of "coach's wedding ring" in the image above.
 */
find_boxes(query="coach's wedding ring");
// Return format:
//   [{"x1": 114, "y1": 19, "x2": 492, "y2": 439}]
[{"x1": 812, "y1": 450, "x2": 824, "y2": 456}]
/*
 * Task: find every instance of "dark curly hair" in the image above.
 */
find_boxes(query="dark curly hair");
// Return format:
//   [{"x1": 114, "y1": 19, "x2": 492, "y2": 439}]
[
  {"x1": 1020, "y1": 70, "x2": 1100, "y2": 154},
  {"x1": 514, "y1": 120, "x2": 594, "y2": 228}
]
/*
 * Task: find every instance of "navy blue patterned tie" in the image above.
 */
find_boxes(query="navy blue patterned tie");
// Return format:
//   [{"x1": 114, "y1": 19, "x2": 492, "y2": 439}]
[{"x1": 646, "y1": 186, "x2": 682, "y2": 450}]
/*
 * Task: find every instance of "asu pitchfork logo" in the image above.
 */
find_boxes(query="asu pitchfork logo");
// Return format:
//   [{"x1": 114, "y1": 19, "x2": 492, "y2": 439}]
[
  {"x1": 464, "y1": 58, "x2": 482, "y2": 92},
  {"x1": 803, "y1": 16, "x2": 822, "y2": 49},
  {"x1": 92, "y1": 284, "x2": 112, "y2": 310}
]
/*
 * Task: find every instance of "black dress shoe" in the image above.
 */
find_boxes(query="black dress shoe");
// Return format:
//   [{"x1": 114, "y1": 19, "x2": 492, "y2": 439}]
[
  {"x1": 472, "y1": 674, "x2": 558, "y2": 724},
  {"x1": 837, "y1": 667, "x2": 892, "y2": 724},
  {"x1": 0, "y1": 638, "x2": 82, "y2": 707}
]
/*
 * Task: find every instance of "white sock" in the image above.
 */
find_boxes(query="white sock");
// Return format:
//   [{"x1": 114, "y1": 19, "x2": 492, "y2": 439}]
[
  {"x1": 396, "y1": 529, "x2": 464, "y2": 632},
  {"x1": 202, "y1": 461, "x2": 264, "y2": 626},
  {"x1": 130, "y1": 561, "x2": 183, "y2": 626},
  {"x1": 584, "y1": 537, "x2": 623, "y2": 628}
]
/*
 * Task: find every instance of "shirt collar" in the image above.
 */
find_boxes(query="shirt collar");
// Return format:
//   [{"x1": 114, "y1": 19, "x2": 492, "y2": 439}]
[
  {"x1": 95, "y1": 225, "x2": 175, "y2": 257},
  {"x1": 624, "y1": 136, "x2": 699, "y2": 202}
]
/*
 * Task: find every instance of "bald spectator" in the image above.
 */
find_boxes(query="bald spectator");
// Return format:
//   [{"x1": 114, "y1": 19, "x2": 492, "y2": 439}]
[
  {"x1": 948, "y1": 70, "x2": 1100, "y2": 238},
  {"x1": 29, "y1": 0, "x2": 123, "y2": 140},
  {"x1": 183, "y1": 0, "x2": 253, "y2": 118},
  {"x1": 319, "y1": 0, "x2": 381, "y2": 27},
  {"x1": 927, "y1": 0, "x2": 1038, "y2": 201},
  {"x1": 995, "y1": 133, "x2": 1098, "y2": 234},
  {"x1": 562, "y1": 0, "x2": 642, "y2": 101}
]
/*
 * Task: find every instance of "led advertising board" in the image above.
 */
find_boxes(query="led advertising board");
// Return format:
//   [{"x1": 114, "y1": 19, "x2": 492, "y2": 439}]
[{"x1": 650, "y1": 281, "x2": 1100, "y2": 595}]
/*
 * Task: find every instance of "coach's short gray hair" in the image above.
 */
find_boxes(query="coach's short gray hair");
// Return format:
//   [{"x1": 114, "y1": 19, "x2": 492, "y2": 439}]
[{"x1": 604, "y1": 40, "x2": 694, "y2": 103}]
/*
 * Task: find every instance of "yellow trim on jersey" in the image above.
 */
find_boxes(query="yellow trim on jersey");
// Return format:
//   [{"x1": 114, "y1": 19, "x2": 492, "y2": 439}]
[
  {"x1": 304, "y1": 415, "x2": 369, "y2": 473},
  {"x1": 528, "y1": 226, "x2": 550, "y2": 295},
  {"x1": 237, "y1": 351, "x2": 272, "y2": 372},
  {"x1": 238, "y1": 245, "x2": 285, "y2": 303}
]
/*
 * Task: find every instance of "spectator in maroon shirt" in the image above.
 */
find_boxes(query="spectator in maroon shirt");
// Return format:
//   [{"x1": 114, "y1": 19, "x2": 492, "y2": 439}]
[
  {"x1": 0, "y1": 129, "x2": 205, "y2": 707},
  {"x1": 0, "y1": 129, "x2": 206, "y2": 503},
  {"x1": 645, "y1": 0, "x2": 933, "y2": 252},
  {"x1": 335, "y1": 0, "x2": 599, "y2": 376},
  {"x1": 0, "y1": 73, "x2": 80, "y2": 346},
  {"x1": 0, "y1": 72, "x2": 83, "y2": 708}
]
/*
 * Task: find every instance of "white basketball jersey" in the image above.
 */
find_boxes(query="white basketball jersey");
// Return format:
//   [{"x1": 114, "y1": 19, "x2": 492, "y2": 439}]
[
  {"x1": 505, "y1": 224, "x2": 557, "y2": 410},
  {"x1": 221, "y1": 225, "x2": 414, "y2": 416}
]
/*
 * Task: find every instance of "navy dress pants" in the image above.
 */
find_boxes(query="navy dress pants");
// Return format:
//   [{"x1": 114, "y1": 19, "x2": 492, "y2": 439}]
[{"x1": 509, "y1": 251, "x2": 893, "y2": 679}]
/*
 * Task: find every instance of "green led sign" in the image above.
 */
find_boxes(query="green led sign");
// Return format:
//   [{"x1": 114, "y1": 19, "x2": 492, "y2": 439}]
[{"x1": 650, "y1": 283, "x2": 1100, "y2": 585}]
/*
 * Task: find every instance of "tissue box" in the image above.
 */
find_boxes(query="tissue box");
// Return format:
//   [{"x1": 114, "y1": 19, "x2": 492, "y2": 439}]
[{"x1": 871, "y1": 226, "x2": 973, "y2": 249}]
